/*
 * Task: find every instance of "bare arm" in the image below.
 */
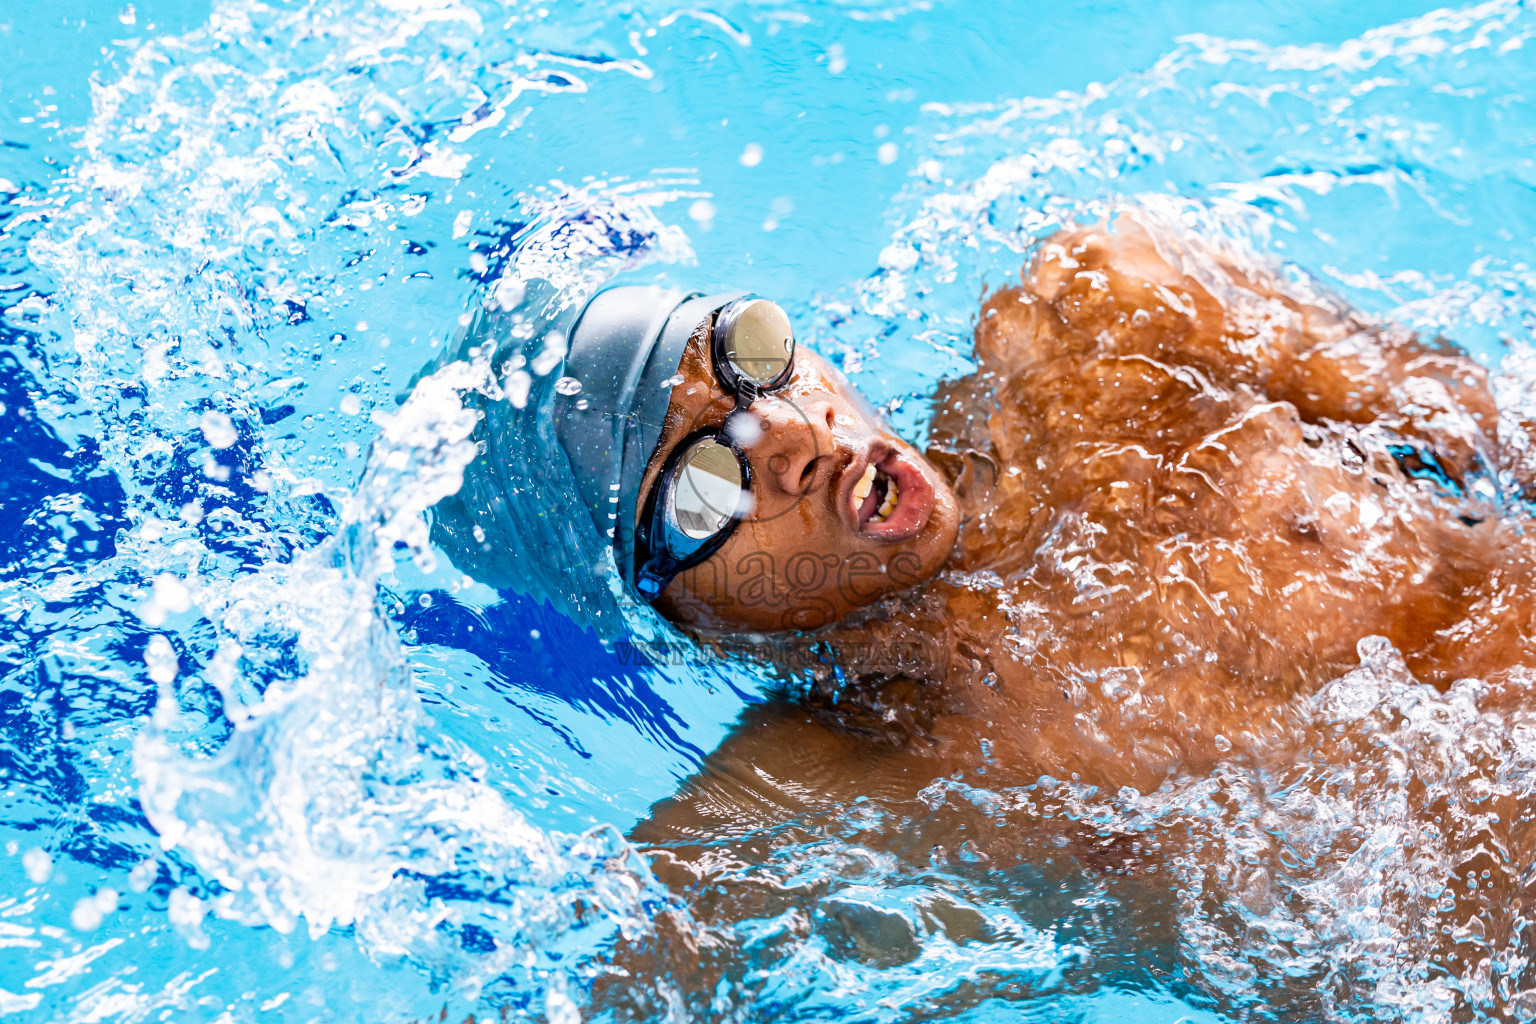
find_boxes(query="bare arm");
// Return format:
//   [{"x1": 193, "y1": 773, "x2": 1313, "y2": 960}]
[{"x1": 980, "y1": 213, "x2": 1500, "y2": 485}]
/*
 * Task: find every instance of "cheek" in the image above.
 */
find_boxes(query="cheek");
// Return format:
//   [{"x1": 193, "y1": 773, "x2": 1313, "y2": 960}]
[
  {"x1": 725, "y1": 521, "x2": 864, "y2": 624},
  {"x1": 735, "y1": 516, "x2": 840, "y2": 579},
  {"x1": 737, "y1": 516, "x2": 906, "y2": 607},
  {"x1": 656, "y1": 470, "x2": 951, "y2": 631}
]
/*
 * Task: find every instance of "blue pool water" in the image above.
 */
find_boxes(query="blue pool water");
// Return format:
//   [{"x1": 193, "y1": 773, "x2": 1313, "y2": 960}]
[{"x1": 3, "y1": 0, "x2": 1536, "y2": 1020}]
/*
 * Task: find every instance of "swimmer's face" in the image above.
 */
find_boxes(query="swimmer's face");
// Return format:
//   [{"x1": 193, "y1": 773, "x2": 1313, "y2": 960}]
[{"x1": 637, "y1": 320, "x2": 960, "y2": 632}]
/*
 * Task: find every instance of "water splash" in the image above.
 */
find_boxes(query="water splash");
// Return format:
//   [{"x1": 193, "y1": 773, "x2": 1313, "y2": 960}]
[
  {"x1": 832, "y1": 0, "x2": 1536, "y2": 429},
  {"x1": 6, "y1": 0, "x2": 699, "y2": 1016},
  {"x1": 784, "y1": 3, "x2": 1536, "y2": 1019},
  {"x1": 6, "y1": 0, "x2": 1536, "y2": 1020},
  {"x1": 135, "y1": 352, "x2": 669, "y2": 999}
]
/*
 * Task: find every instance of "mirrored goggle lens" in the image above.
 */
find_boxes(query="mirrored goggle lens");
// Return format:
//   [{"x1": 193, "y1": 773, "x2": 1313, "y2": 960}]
[
  {"x1": 724, "y1": 299, "x2": 795, "y2": 388},
  {"x1": 669, "y1": 437, "x2": 748, "y2": 542}
]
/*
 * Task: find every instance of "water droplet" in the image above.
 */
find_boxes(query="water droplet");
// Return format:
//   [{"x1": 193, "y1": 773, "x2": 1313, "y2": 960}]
[
  {"x1": 200, "y1": 410, "x2": 237, "y2": 449},
  {"x1": 725, "y1": 414, "x2": 762, "y2": 446},
  {"x1": 491, "y1": 275, "x2": 525, "y2": 311},
  {"x1": 506, "y1": 369, "x2": 532, "y2": 408},
  {"x1": 145, "y1": 636, "x2": 179, "y2": 685},
  {"x1": 152, "y1": 574, "x2": 191, "y2": 614},
  {"x1": 71, "y1": 897, "x2": 104, "y2": 931},
  {"x1": 128, "y1": 858, "x2": 157, "y2": 893},
  {"x1": 739, "y1": 143, "x2": 763, "y2": 167},
  {"x1": 554, "y1": 376, "x2": 582, "y2": 396},
  {"x1": 22, "y1": 848, "x2": 51, "y2": 884}
]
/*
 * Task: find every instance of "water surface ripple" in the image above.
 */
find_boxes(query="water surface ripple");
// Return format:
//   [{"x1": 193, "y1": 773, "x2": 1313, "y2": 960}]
[{"x1": 2, "y1": 0, "x2": 1535, "y2": 1021}]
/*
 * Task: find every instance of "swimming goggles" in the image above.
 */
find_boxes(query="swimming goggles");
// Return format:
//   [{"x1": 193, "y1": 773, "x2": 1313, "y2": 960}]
[{"x1": 633, "y1": 296, "x2": 797, "y2": 601}]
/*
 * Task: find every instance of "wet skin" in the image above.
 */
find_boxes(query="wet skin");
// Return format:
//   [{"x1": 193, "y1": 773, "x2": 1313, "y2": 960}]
[
  {"x1": 613, "y1": 215, "x2": 1536, "y2": 1016},
  {"x1": 640, "y1": 318, "x2": 961, "y2": 633}
]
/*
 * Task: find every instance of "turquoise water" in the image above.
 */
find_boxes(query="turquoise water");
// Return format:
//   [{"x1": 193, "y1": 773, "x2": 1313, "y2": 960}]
[{"x1": 3, "y1": 0, "x2": 1536, "y2": 1020}]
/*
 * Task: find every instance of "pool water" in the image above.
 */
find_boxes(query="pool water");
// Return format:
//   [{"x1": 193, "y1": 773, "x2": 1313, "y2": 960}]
[{"x1": 3, "y1": 0, "x2": 1536, "y2": 1020}]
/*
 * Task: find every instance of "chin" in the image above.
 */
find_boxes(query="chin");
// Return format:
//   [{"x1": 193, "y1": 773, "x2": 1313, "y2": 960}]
[
  {"x1": 870, "y1": 482, "x2": 959, "y2": 598},
  {"x1": 912, "y1": 480, "x2": 961, "y2": 581}
]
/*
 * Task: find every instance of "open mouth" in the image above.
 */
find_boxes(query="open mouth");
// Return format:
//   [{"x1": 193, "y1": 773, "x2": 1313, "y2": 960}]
[
  {"x1": 852, "y1": 463, "x2": 898, "y2": 525},
  {"x1": 847, "y1": 449, "x2": 935, "y2": 540}
]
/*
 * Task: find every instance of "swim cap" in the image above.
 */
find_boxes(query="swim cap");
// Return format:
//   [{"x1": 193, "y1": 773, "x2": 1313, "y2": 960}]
[{"x1": 428, "y1": 278, "x2": 741, "y2": 633}]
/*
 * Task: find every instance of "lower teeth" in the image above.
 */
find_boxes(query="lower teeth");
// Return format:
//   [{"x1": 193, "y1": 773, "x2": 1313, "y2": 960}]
[{"x1": 869, "y1": 477, "x2": 899, "y2": 524}]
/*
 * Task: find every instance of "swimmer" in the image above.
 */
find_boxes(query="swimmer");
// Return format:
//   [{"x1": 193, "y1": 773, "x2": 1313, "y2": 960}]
[{"x1": 436, "y1": 210, "x2": 1536, "y2": 1015}]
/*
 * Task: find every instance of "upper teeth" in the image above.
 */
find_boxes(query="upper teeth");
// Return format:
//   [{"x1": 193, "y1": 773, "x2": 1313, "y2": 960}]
[
  {"x1": 851, "y1": 463, "x2": 901, "y2": 525},
  {"x1": 852, "y1": 464, "x2": 877, "y2": 507}
]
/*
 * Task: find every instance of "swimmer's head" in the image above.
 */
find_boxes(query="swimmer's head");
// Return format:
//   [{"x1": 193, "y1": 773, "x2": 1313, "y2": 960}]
[
  {"x1": 433, "y1": 282, "x2": 958, "y2": 635},
  {"x1": 635, "y1": 300, "x2": 959, "y2": 631},
  {"x1": 552, "y1": 287, "x2": 959, "y2": 633}
]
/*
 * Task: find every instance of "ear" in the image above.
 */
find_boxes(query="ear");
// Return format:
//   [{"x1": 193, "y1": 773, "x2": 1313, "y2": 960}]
[
  {"x1": 925, "y1": 446, "x2": 997, "y2": 507},
  {"x1": 924, "y1": 374, "x2": 999, "y2": 506}
]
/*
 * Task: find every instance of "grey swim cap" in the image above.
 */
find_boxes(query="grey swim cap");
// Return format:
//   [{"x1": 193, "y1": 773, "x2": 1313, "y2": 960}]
[
  {"x1": 428, "y1": 279, "x2": 741, "y2": 631},
  {"x1": 553, "y1": 286, "x2": 742, "y2": 585}
]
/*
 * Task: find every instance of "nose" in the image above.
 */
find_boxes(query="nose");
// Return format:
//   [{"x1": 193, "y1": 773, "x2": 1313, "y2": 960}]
[{"x1": 751, "y1": 394, "x2": 840, "y2": 496}]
